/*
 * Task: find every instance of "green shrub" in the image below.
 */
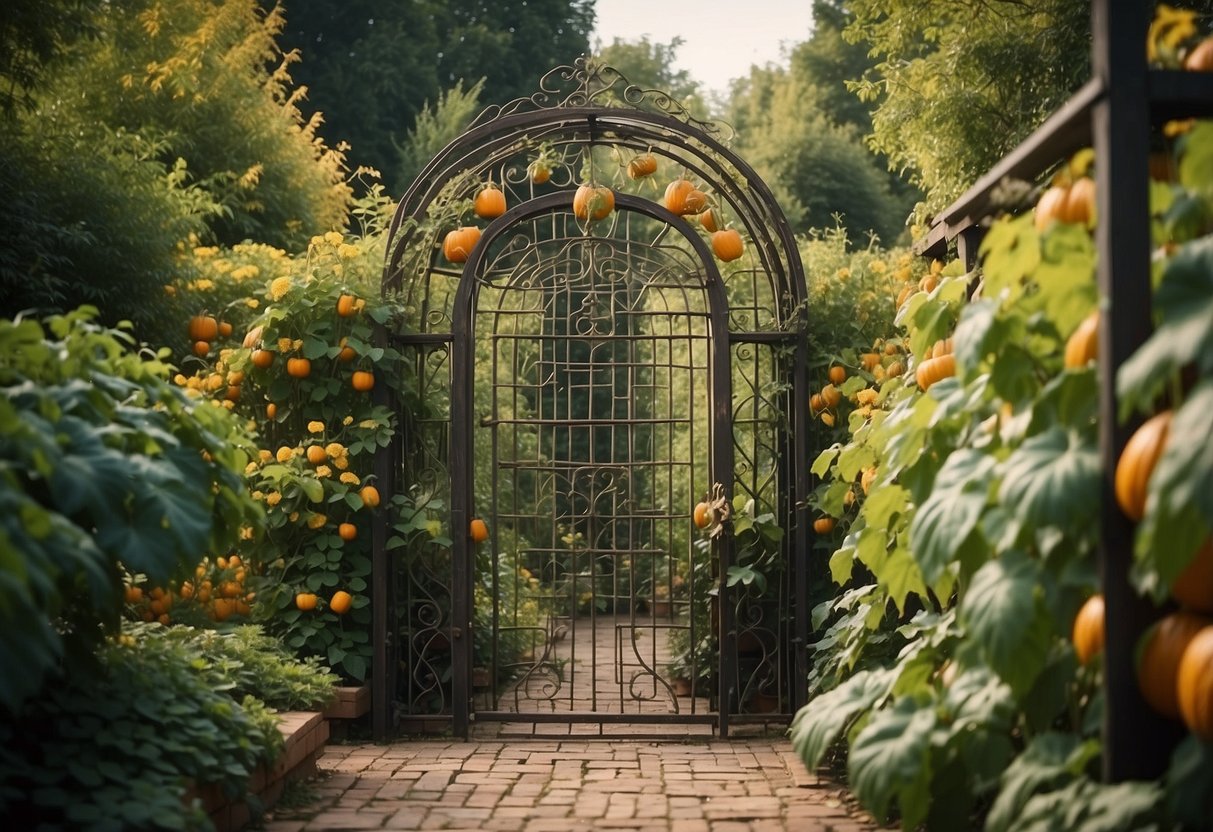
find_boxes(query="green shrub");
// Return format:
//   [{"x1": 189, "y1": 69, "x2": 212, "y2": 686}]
[{"x1": 0, "y1": 307, "x2": 261, "y2": 713}]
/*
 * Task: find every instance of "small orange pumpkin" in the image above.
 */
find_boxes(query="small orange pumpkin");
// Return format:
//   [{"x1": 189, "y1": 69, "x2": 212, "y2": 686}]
[
  {"x1": 1138, "y1": 610, "x2": 1211, "y2": 718},
  {"x1": 693, "y1": 501, "x2": 711, "y2": 529},
  {"x1": 1063, "y1": 177, "x2": 1096, "y2": 226},
  {"x1": 820, "y1": 384, "x2": 842, "y2": 408},
  {"x1": 188, "y1": 314, "x2": 219, "y2": 342},
  {"x1": 470, "y1": 517, "x2": 490, "y2": 543},
  {"x1": 352, "y1": 370, "x2": 375, "y2": 391},
  {"x1": 663, "y1": 179, "x2": 698, "y2": 215},
  {"x1": 711, "y1": 228, "x2": 744, "y2": 262},
  {"x1": 1114, "y1": 411, "x2": 1172, "y2": 521},
  {"x1": 443, "y1": 226, "x2": 482, "y2": 263},
  {"x1": 336, "y1": 293, "x2": 358, "y2": 317},
  {"x1": 330, "y1": 590, "x2": 353, "y2": 615},
  {"x1": 295, "y1": 592, "x2": 319, "y2": 612},
  {"x1": 286, "y1": 357, "x2": 311, "y2": 378},
  {"x1": 1064, "y1": 311, "x2": 1099, "y2": 369},
  {"x1": 813, "y1": 516, "x2": 835, "y2": 534},
  {"x1": 528, "y1": 159, "x2": 552, "y2": 184},
  {"x1": 573, "y1": 184, "x2": 615, "y2": 221},
  {"x1": 1177, "y1": 624, "x2": 1213, "y2": 741},
  {"x1": 193, "y1": 340, "x2": 210, "y2": 358},
  {"x1": 251, "y1": 349, "x2": 274, "y2": 369},
  {"x1": 698, "y1": 208, "x2": 722, "y2": 233},
  {"x1": 627, "y1": 153, "x2": 658, "y2": 180},
  {"x1": 1034, "y1": 184, "x2": 1070, "y2": 231},
  {"x1": 1184, "y1": 37, "x2": 1213, "y2": 71},
  {"x1": 1072, "y1": 594, "x2": 1105, "y2": 665},
  {"x1": 338, "y1": 522, "x2": 357, "y2": 542},
  {"x1": 828, "y1": 365, "x2": 847, "y2": 385},
  {"x1": 915, "y1": 354, "x2": 956, "y2": 391},
  {"x1": 359, "y1": 485, "x2": 381, "y2": 508},
  {"x1": 474, "y1": 185, "x2": 507, "y2": 219}
]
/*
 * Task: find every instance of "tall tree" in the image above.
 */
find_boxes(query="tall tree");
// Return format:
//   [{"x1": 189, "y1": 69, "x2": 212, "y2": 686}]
[{"x1": 272, "y1": 0, "x2": 595, "y2": 193}]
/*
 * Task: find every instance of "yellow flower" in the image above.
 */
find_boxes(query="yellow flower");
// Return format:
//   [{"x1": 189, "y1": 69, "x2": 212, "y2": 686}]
[
  {"x1": 230, "y1": 265, "x2": 259, "y2": 281},
  {"x1": 239, "y1": 526, "x2": 255, "y2": 540},
  {"x1": 269, "y1": 276, "x2": 292, "y2": 301},
  {"x1": 277, "y1": 337, "x2": 293, "y2": 352},
  {"x1": 836, "y1": 267, "x2": 850, "y2": 280},
  {"x1": 307, "y1": 513, "x2": 327, "y2": 529},
  {"x1": 339, "y1": 472, "x2": 360, "y2": 485},
  {"x1": 342, "y1": 415, "x2": 354, "y2": 426},
  {"x1": 244, "y1": 462, "x2": 259, "y2": 475},
  {"x1": 325, "y1": 442, "x2": 346, "y2": 458},
  {"x1": 289, "y1": 511, "x2": 300, "y2": 522},
  {"x1": 164, "y1": 285, "x2": 177, "y2": 296},
  {"x1": 310, "y1": 235, "x2": 325, "y2": 247},
  {"x1": 245, "y1": 299, "x2": 260, "y2": 309},
  {"x1": 870, "y1": 259, "x2": 887, "y2": 273},
  {"x1": 251, "y1": 490, "x2": 264, "y2": 501},
  {"x1": 292, "y1": 339, "x2": 303, "y2": 351},
  {"x1": 307, "y1": 420, "x2": 325, "y2": 434},
  {"x1": 193, "y1": 246, "x2": 219, "y2": 258},
  {"x1": 275, "y1": 446, "x2": 294, "y2": 463},
  {"x1": 258, "y1": 449, "x2": 273, "y2": 463},
  {"x1": 324, "y1": 231, "x2": 344, "y2": 246},
  {"x1": 265, "y1": 491, "x2": 282, "y2": 506},
  {"x1": 333, "y1": 455, "x2": 350, "y2": 470},
  {"x1": 316, "y1": 465, "x2": 332, "y2": 478},
  {"x1": 337, "y1": 243, "x2": 359, "y2": 259},
  {"x1": 173, "y1": 373, "x2": 187, "y2": 386}
]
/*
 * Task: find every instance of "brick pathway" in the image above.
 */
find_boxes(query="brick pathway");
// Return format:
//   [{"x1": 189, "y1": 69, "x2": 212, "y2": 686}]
[{"x1": 263, "y1": 739, "x2": 883, "y2": 831}]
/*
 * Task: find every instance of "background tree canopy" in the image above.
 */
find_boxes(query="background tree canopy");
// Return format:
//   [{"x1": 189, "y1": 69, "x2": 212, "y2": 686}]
[{"x1": 269, "y1": 0, "x2": 596, "y2": 193}]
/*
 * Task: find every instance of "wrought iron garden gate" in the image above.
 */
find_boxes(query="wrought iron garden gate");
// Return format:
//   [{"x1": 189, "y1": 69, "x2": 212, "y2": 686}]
[{"x1": 373, "y1": 59, "x2": 810, "y2": 739}]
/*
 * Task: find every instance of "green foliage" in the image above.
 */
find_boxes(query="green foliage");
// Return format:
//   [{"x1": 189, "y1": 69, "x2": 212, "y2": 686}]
[
  {"x1": 0, "y1": 0, "x2": 103, "y2": 112},
  {"x1": 594, "y1": 36, "x2": 710, "y2": 119},
  {"x1": 143, "y1": 623, "x2": 339, "y2": 710},
  {"x1": 397, "y1": 80, "x2": 485, "y2": 190},
  {"x1": 0, "y1": 629, "x2": 282, "y2": 831},
  {"x1": 845, "y1": 0, "x2": 1091, "y2": 224},
  {"x1": 275, "y1": 0, "x2": 595, "y2": 192},
  {"x1": 0, "y1": 307, "x2": 260, "y2": 714}
]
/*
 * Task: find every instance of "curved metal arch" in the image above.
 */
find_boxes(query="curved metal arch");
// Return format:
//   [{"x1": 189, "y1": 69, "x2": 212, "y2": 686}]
[{"x1": 382, "y1": 107, "x2": 806, "y2": 328}]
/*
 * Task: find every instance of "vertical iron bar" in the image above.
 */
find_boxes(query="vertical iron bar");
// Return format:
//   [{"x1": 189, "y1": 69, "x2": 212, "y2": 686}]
[
  {"x1": 450, "y1": 268, "x2": 475, "y2": 739},
  {"x1": 371, "y1": 329, "x2": 394, "y2": 742},
  {"x1": 791, "y1": 332, "x2": 811, "y2": 712},
  {"x1": 1091, "y1": 0, "x2": 1182, "y2": 781}
]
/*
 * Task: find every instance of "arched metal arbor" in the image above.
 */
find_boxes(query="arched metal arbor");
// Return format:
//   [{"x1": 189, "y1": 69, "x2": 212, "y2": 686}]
[{"x1": 372, "y1": 59, "x2": 810, "y2": 740}]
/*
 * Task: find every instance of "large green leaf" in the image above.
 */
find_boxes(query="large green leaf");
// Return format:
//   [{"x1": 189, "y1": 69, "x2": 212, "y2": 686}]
[
  {"x1": 984, "y1": 732, "x2": 1099, "y2": 832},
  {"x1": 909, "y1": 449, "x2": 995, "y2": 583},
  {"x1": 998, "y1": 426, "x2": 1100, "y2": 532},
  {"x1": 978, "y1": 212, "x2": 1040, "y2": 301},
  {"x1": 848, "y1": 696, "x2": 937, "y2": 828},
  {"x1": 1118, "y1": 235, "x2": 1213, "y2": 410},
  {"x1": 962, "y1": 551, "x2": 1052, "y2": 696},
  {"x1": 788, "y1": 667, "x2": 894, "y2": 770}
]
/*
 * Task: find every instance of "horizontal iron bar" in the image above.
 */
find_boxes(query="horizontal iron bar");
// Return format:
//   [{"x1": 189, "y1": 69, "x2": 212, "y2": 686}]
[
  {"x1": 475, "y1": 711, "x2": 718, "y2": 724},
  {"x1": 483, "y1": 416, "x2": 693, "y2": 427},
  {"x1": 492, "y1": 731, "x2": 718, "y2": 742}
]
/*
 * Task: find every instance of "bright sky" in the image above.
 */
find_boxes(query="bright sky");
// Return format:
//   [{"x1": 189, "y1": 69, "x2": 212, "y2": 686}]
[{"x1": 591, "y1": 0, "x2": 816, "y2": 99}]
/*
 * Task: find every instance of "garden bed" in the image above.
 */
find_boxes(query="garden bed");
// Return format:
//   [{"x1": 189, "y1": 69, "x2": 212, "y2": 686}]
[{"x1": 186, "y1": 711, "x2": 329, "y2": 832}]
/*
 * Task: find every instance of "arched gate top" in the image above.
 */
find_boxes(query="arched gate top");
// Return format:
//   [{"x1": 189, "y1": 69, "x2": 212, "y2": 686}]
[{"x1": 381, "y1": 57, "x2": 806, "y2": 338}]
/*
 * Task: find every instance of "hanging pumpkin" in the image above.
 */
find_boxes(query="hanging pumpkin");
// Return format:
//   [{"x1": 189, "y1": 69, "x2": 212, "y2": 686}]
[
  {"x1": 627, "y1": 153, "x2": 658, "y2": 180},
  {"x1": 711, "y1": 228, "x2": 744, "y2": 262},
  {"x1": 663, "y1": 179, "x2": 697, "y2": 215},
  {"x1": 1114, "y1": 410, "x2": 1172, "y2": 521},
  {"x1": 573, "y1": 184, "x2": 615, "y2": 221},
  {"x1": 698, "y1": 208, "x2": 722, "y2": 233},
  {"x1": 1177, "y1": 624, "x2": 1213, "y2": 741},
  {"x1": 1138, "y1": 610, "x2": 1211, "y2": 718},
  {"x1": 1064, "y1": 310, "x2": 1099, "y2": 368},
  {"x1": 1072, "y1": 594, "x2": 1105, "y2": 665},
  {"x1": 1173, "y1": 538, "x2": 1213, "y2": 614},
  {"x1": 443, "y1": 226, "x2": 482, "y2": 263},
  {"x1": 474, "y1": 184, "x2": 507, "y2": 219}
]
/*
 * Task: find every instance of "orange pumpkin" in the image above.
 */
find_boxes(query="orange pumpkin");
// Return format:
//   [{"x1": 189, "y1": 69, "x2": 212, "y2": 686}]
[
  {"x1": 711, "y1": 228, "x2": 744, "y2": 262},
  {"x1": 193, "y1": 340, "x2": 210, "y2": 358},
  {"x1": 1064, "y1": 311, "x2": 1099, "y2": 369},
  {"x1": 663, "y1": 179, "x2": 698, "y2": 215},
  {"x1": 1138, "y1": 610, "x2": 1211, "y2": 718},
  {"x1": 813, "y1": 517, "x2": 835, "y2": 534},
  {"x1": 1114, "y1": 411, "x2": 1171, "y2": 521},
  {"x1": 528, "y1": 159, "x2": 552, "y2": 184},
  {"x1": 242, "y1": 325, "x2": 264, "y2": 350},
  {"x1": 1072, "y1": 594, "x2": 1105, "y2": 665},
  {"x1": 627, "y1": 153, "x2": 658, "y2": 180},
  {"x1": 1034, "y1": 185, "x2": 1070, "y2": 231},
  {"x1": 886, "y1": 360, "x2": 905, "y2": 378},
  {"x1": 915, "y1": 354, "x2": 957, "y2": 390},
  {"x1": 828, "y1": 365, "x2": 847, "y2": 385},
  {"x1": 1063, "y1": 177, "x2": 1096, "y2": 226},
  {"x1": 266, "y1": 402, "x2": 277, "y2": 419},
  {"x1": 861, "y1": 466, "x2": 877, "y2": 496},
  {"x1": 573, "y1": 184, "x2": 615, "y2": 221},
  {"x1": 443, "y1": 226, "x2": 482, "y2": 263},
  {"x1": 286, "y1": 357, "x2": 311, "y2": 379},
  {"x1": 188, "y1": 314, "x2": 219, "y2": 342},
  {"x1": 360, "y1": 485, "x2": 381, "y2": 509},
  {"x1": 251, "y1": 349, "x2": 274, "y2": 369},
  {"x1": 330, "y1": 590, "x2": 353, "y2": 615},
  {"x1": 295, "y1": 592, "x2": 318, "y2": 612},
  {"x1": 809, "y1": 393, "x2": 824, "y2": 413},
  {"x1": 352, "y1": 370, "x2": 375, "y2": 391},
  {"x1": 693, "y1": 501, "x2": 711, "y2": 529},
  {"x1": 683, "y1": 189, "x2": 708, "y2": 214},
  {"x1": 336, "y1": 293, "x2": 358, "y2": 317},
  {"x1": 338, "y1": 522, "x2": 357, "y2": 541},
  {"x1": 1184, "y1": 37, "x2": 1213, "y2": 71},
  {"x1": 1173, "y1": 538, "x2": 1213, "y2": 614},
  {"x1": 1177, "y1": 624, "x2": 1213, "y2": 741},
  {"x1": 474, "y1": 185, "x2": 507, "y2": 219},
  {"x1": 218, "y1": 321, "x2": 233, "y2": 338},
  {"x1": 698, "y1": 208, "x2": 722, "y2": 233},
  {"x1": 820, "y1": 384, "x2": 842, "y2": 408},
  {"x1": 470, "y1": 517, "x2": 489, "y2": 543},
  {"x1": 860, "y1": 353, "x2": 882, "y2": 371}
]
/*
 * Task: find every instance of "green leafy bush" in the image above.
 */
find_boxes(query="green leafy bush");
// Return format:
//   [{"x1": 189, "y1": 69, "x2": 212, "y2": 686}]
[
  {"x1": 0, "y1": 629, "x2": 282, "y2": 831},
  {"x1": 0, "y1": 307, "x2": 261, "y2": 713}
]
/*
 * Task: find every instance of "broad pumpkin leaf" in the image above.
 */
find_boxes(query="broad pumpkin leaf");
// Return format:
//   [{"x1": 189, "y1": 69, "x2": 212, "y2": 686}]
[
  {"x1": 998, "y1": 426, "x2": 1100, "y2": 532},
  {"x1": 811, "y1": 445, "x2": 840, "y2": 477},
  {"x1": 848, "y1": 696, "x2": 937, "y2": 829},
  {"x1": 909, "y1": 449, "x2": 996, "y2": 584},
  {"x1": 877, "y1": 545, "x2": 928, "y2": 616},
  {"x1": 952, "y1": 299, "x2": 1012, "y2": 377},
  {"x1": 1134, "y1": 378, "x2": 1213, "y2": 598},
  {"x1": 788, "y1": 667, "x2": 894, "y2": 770},
  {"x1": 1166, "y1": 736, "x2": 1213, "y2": 829},
  {"x1": 984, "y1": 732, "x2": 1098, "y2": 832},
  {"x1": 1118, "y1": 235, "x2": 1213, "y2": 410},
  {"x1": 1031, "y1": 223, "x2": 1097, "y2": 338},
  {"x1": 989, "y1": 344, "x2": 1041, "y2": 405},
  {"x1": 1028, "y1": 369, "x2": 1098, "y2": 434},
  {"x1": 962, "y1": 550, "x2": 1052, "y2": 696},
  {"x1": 863, "y1": 483, "x2": 910, "y2": 531},
  {"x1": 978, "y1": 212, "x2": 1040, "y2": 302}
]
